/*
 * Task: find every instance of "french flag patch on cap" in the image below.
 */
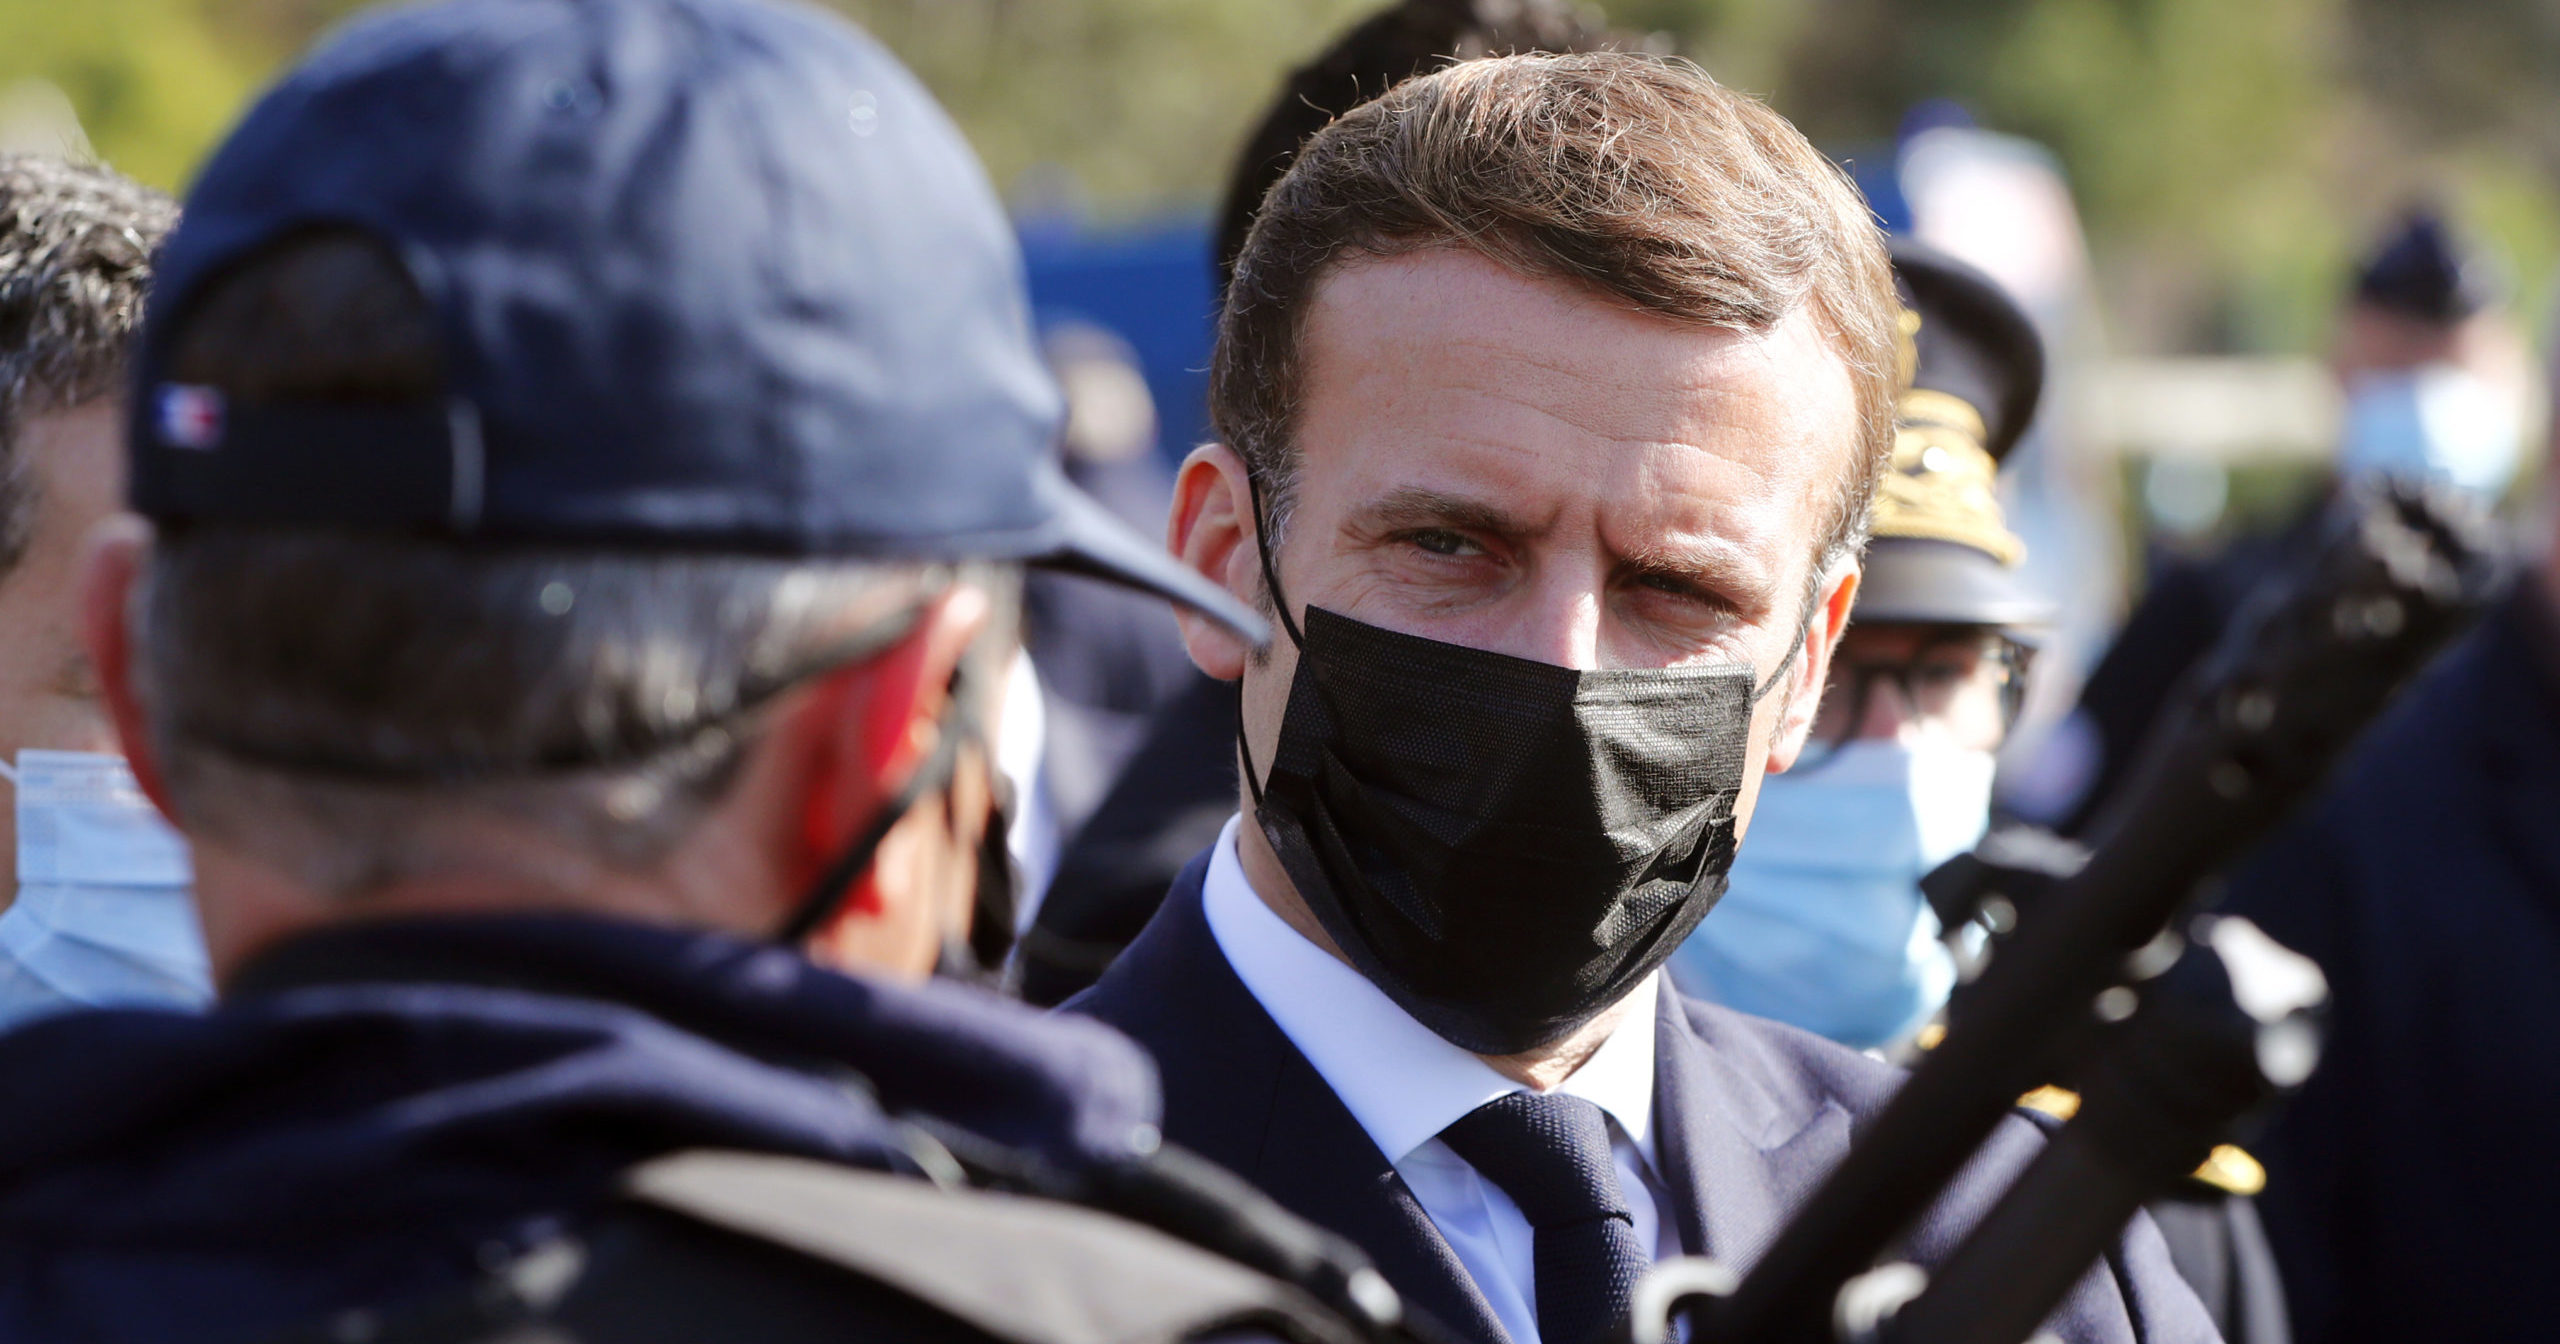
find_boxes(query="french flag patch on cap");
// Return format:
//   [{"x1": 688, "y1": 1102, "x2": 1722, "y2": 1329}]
[{"x1": 156, "y1": 384, "x2": 225, "y2": 451}]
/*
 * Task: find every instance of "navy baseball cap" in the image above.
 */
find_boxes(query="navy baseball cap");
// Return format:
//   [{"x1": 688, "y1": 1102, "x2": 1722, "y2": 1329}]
[{"x1": 129, "y1": 0, "x2": 1265, "y2": 644}]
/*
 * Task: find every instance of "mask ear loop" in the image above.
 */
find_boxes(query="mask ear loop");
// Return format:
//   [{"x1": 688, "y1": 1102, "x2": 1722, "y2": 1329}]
[
  {"x1": 1752, "y1": 594, "x2": 1819, "y2": 704},
  {"x1": 1243, "y1": 471, "x2": 1306, "y2": 651},
  {"x1": 1234, "y1": 470, "x2": 1301, "y2": 814},
  {"x1": 1751, "y1": 554, "x2": 1851, "y2": 714},
  {"x1": 775, "y1": 660, "x2": 980, "y2": 946}
]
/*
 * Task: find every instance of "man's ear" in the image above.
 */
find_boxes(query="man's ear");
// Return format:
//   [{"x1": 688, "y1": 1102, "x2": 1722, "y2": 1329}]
[
  {"x1": 780, "y1": 585, "x2": 990, "y2": 975},
  {"x1": 79, "y1": 516, "x2": 176, "y2": 823},
  {"x1": 1168, "y1": 442, "x2": 1262, "y2": 682},
  {"x1": 1763, "y1": 560, "x2": 1860, "y2": 776}
]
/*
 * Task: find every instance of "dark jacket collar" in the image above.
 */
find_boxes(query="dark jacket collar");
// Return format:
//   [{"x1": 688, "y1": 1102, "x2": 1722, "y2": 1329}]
[
  {"x1": 1069, "y1": 855, "x2": 1857, "y2": 1344},
  {"x1": 1073, "y1": 853, "x2": 1508, "y2": 1344},
  {"x1": 219, "y1": 912, "x2": 1161, "y2": 1168},
  {"x1": 1652, "y1": 982, "x2": 1861, "y2": 1272},
  {"x1": 0, "y1": 913, "x2": 1160, "y2": 1245}
]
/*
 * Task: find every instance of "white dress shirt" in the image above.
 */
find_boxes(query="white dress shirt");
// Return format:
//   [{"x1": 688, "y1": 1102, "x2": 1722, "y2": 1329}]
[
  {"x1": 996, "y1": 648, "x2": 1061, "y2": 927},
  {"x1": 1199, "y1": 815, "x2": 1681, "y2": 1344}
]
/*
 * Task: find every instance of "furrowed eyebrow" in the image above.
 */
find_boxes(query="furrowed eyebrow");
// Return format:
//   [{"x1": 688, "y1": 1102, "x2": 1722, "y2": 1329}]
[
  {"x1": 1349, "y1": 486, "x2": 1533, "y2": 538},
  {"x1": 1351, "y1": 483, "x2": 1777, "y2": 618},
  {"x1": 1615, "y1": 540, "x2": 1773, "y2": 616}
]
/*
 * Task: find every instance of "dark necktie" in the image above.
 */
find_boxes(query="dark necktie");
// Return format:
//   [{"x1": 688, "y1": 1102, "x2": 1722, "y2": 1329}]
[{"x1": 1438, "y1": 1091, "x2": 1650, "y2": 1344}]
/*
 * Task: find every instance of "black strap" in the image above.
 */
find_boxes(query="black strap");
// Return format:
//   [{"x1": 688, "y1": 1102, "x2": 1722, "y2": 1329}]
[
  {"x1": 775, "y1": 660, "x2": 979, "y2": 945},
  {"x1": 135, "y1": 391, "x2": 486, "y2": 532}
]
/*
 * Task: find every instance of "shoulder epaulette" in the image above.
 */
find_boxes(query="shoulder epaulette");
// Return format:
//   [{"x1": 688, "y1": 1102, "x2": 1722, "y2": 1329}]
[{"x1": 2008, "y1": 1085, "x2": 2264, "y2": 1196}]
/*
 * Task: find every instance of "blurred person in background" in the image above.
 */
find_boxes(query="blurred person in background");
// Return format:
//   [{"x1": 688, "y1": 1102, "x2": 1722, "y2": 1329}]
[
  {"x1": 2328, "y1": 210, "x2": 2532, "y2": 498},
  {"x1": 2024, "y1": 207, "x2": 2529, "y2": 837},
  {"x1": 0, "y1": 154, "x2": 204, "y2": 1029},
  {"x1": 1068, "y1": 52, "x2": 2214, "y2": 1344},
  {"x1": 0, "y1": 3, "x2": 1399, "y2": 1341},
  {"x1": 1019, "y1": 0, "x2": 1616, "y2": 1006},
  {"x1": 1668, "y1": 239, "x2": 2289, "y2": 1344},
  {"x1": 2208, "y1": 319, "x2": 2560, "y2": 1344},
  {"x1": 999, "y1": 322, "x2": 1198, "y2": 941},
  {"x1": 1666, "y1": 239, "x2": 2048, "y2": 1055}
]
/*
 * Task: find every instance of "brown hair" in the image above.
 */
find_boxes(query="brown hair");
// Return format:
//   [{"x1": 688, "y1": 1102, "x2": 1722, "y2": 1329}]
[
  {"x1": 0, "y1": 154, "x2": 175, "y2": 575},
  {"x1": 1212, "y1": 51, "x2": 1897, "y2": 571}
]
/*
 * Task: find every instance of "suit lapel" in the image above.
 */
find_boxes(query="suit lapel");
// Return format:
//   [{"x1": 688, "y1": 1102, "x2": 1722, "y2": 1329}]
[
  {"x1": 1071, "y1": 861, "x2": 1512, "y2": 1344},
  {"x1": 1259, "y1": 1046, "x2": 1510, "y2": 1344},
  {"x1": 1652, "y1": 988, "x2": 1855, "y2": 1273}
]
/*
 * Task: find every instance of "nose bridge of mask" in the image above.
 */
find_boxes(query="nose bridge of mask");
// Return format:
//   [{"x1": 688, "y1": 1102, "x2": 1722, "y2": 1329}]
[
  {"x1": 1763, "y1": 737, "x2": 1994, "y2": 867},
  {"x1": 12, "y1": 749, "x2": 195, "y2": 889},
  {"x1": 1748, "y1": 743, "x2": 1930, "y2": 869},
  {"x1": 1299, "y1": 607, "x2": 1753, "y2": 846}
]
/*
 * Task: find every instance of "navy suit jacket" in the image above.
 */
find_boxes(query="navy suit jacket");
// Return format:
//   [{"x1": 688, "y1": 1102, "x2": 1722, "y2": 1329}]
[{"x1": 1070, "y1": 857, "x2": 2218, "y2": 1344}]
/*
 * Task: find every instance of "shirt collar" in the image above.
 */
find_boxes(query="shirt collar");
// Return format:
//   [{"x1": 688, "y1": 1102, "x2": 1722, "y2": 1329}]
[{"x1": 1200, "y1": 814, "x2": 1659, "y2": 1166}]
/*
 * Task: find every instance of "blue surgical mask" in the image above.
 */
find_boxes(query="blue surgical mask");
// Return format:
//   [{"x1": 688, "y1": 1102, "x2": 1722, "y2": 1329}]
[
  {"x1": 1666, "y1": 737, "x2": 1993, "y2": 1050},
  {"x1": 2336, "y1": 364, "x2": 2523, "y2": 500},
  {"x1": 0, "y1": 749, "x2": 211, "y2": 1031}
]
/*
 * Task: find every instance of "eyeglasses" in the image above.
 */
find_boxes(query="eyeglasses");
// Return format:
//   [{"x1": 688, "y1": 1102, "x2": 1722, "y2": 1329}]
[{"x1": 1798, "y1": 628, "x2": 2034, "y2": 770}]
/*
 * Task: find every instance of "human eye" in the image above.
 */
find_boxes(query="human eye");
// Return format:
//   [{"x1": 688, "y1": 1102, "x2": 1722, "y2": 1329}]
[
  {"x1": 1618, "y1": 572, "x2": 1756, "y2": 663},
  {"x1": 1626, "y1": 568, "x2": 1746, "y2": 624},
  {"x1": 1636, "y1": 571, "x2": 1709, "y2": 602},
  {"x1": 1400, "y1": 528, "x2": 1486, "y2": 559}
]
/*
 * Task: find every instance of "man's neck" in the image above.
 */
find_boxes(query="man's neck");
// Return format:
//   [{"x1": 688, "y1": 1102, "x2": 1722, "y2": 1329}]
[
  {"x1": 191, "y1": 837, "x2": 753, "y2": 988},
  {"x1": 1233, "y1": 806, "x2": 1634, "y2": 1092}
]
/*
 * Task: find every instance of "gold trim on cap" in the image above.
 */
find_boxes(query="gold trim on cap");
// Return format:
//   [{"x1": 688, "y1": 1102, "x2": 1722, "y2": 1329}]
[
  {"x1": 1897, "y1": 388, "x2": 1988, "y2": 444},
  {"x1": 1872, "y1": 395, "x2": 2027, "y2": 566}
]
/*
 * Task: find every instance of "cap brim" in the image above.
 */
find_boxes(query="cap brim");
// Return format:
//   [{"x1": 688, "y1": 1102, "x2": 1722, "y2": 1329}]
[
  {"x1": 1856, "y1": 538, "x2": 2055, "y2": 629},
  {"x1": 1033, "y1": 473, "x2": 1272, "y2": 648}
]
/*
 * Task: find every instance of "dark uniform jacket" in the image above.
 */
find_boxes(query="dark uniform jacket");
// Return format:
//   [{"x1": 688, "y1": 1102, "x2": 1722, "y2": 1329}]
[
  {"x1": 1069, "y1": 858, "x2": 2223, "y2": 1344},
  {"x1": 1023, "y1": 672, "x2": 1240, "y2": 1006},
  {"x1": 0, "y1": 914, "x2": 1251, "y2": 1343},
  {"x1": 2221, "y1": 576, "x2": 2560, "y2": 1344}
]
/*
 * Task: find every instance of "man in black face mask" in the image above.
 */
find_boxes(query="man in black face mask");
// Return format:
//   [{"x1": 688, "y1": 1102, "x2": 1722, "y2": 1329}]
[{"x1": 1069, "y1": 52, "x2": 2217, "y2": 1344}]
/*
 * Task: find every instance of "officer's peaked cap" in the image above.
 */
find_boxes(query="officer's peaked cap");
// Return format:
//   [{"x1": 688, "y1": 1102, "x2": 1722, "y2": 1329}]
[{"x1": 1861, "y1": 239, "x2": 2051, "y2": 630}]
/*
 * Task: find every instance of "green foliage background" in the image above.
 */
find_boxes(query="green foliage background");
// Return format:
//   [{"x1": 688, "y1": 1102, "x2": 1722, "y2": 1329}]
[{"x1": 4, "y1": 0, "x2": 2553, "y2": 354}]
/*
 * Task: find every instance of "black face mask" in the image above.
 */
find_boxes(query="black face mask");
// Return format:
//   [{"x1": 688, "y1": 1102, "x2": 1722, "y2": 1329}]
[{"x1": 1241, "y1": 489, "x2": 1796, "y2": 1055}]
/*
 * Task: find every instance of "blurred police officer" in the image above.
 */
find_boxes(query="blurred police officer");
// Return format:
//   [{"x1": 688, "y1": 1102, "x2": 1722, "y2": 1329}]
[
  {"x1": 1667, "y1": 239, "x2": 2048, "y2": 1054},
  {"x1": 2038, "y1": 208, "x2": 2524, "y2": 835},
  {"x1": 1667, "y1": 241, "x2": 2289, "y2": 1344},
  {"x1": 0, "y1": 156, "x2": 205, "y2": 1027},
  {"x1": 2213, "y1": 309, "x2": 2560, "y2": 1344},
  {"x1": 0, "y1": 3, "x2": 1404, "y2": 1341},
  {"x1": 1068, "y1": 52, "x2": 2215, "y2": 1344}
]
